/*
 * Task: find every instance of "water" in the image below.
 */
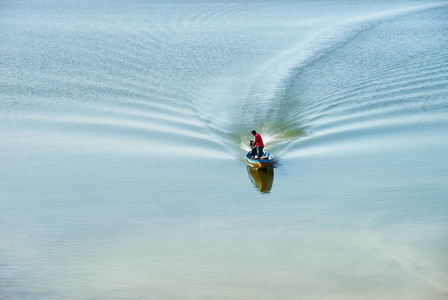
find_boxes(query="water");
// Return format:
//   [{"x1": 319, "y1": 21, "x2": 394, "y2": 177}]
[{"x1": 1, "y1": 0, "x2": 447, "y2": 299}]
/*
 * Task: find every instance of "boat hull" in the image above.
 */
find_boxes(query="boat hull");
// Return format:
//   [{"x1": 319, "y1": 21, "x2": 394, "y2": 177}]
[{"x1": 245, "y1": 151, "x2": 274, "y2": 169}]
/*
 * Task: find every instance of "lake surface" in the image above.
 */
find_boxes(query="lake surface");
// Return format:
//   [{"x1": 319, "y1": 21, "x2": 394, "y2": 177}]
[{"x1": 1, "y1": 0, "x2": 447, "y2": 299}]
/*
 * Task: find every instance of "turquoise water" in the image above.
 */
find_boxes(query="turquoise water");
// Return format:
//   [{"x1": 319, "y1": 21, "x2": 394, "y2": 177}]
[{"x1": 1, "y1": 0, "x2": 447, "y2": 299}]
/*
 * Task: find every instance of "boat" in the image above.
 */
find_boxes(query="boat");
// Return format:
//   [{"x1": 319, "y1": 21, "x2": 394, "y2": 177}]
[{"x1": 245, "y1": 151, "x2": 274, "y2": 169}]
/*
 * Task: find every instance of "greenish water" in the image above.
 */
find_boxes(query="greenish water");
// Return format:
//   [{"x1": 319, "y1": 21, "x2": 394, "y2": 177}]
[{"x1": 1, "y1": 0, "x2": 447, "y2": 299}]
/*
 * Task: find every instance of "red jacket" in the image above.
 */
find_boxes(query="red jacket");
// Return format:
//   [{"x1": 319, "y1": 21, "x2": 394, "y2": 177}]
[{"x1": 254, "y1": 133, "x2": 264, "y2": 147}]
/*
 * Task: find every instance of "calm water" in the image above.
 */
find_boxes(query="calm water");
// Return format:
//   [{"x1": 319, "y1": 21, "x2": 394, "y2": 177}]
[{"x1": 1, "y1": 0, "x2": 448, "y2": 299}]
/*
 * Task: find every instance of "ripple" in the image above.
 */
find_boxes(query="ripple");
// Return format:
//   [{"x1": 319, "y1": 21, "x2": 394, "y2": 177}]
[{"x1": 265, "y1": 5, "x2": 448, "y2": 158}]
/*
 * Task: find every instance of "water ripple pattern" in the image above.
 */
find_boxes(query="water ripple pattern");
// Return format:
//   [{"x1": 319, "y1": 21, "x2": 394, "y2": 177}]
[
  {"x1": 1, "y1": 2, "x2": 448, "y2": 299},
  {"x1": 277, "y1": 6, "x2": 448, "y2": 157}
]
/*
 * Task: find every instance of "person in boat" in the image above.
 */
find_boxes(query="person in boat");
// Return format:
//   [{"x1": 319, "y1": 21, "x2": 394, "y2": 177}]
[
  {"x1": 251, "y1": 130, "x2": 264, "y2": 159},
  {"x1": 249, "y1": 140, "x2": 257, "y2": 158}
]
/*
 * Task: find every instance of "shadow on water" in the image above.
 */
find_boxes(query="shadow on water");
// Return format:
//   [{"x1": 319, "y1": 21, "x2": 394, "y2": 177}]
[{"x1": 247, "y1": 166, "x2": 274, "y2": 194}]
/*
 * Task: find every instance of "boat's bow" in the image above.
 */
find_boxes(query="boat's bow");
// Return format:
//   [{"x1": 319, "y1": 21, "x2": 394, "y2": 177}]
[{"x1": 245, "y1": 151, "x2": 274, "y2": 169}]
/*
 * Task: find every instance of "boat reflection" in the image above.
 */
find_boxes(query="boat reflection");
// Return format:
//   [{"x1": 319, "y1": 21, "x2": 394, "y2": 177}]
[{"x1": 247, "y1": 165, "x2": 274, "y2": 193}]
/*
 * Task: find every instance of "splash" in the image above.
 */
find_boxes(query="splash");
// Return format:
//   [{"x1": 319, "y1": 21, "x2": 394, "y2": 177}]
[{"x1": 235, "y1": 127, "x2": 308, "y2": 152}]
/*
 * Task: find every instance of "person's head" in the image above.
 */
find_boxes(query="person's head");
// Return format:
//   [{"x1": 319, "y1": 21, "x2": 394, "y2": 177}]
[
  {"x1": 251, "y1": 130, "x2": 257, "y2": 136},
  {"x1": 249, "y1": 140, "x2": 254, "y2": 147}
]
